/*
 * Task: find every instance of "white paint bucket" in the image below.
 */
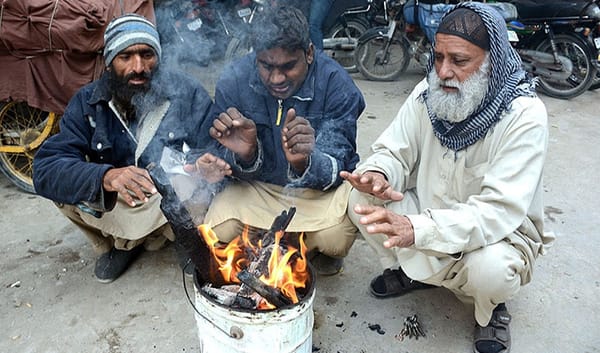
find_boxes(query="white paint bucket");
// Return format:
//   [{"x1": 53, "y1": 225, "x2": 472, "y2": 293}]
[{"x1": 193, "y1": 274, "x2": 315, "y2": 353}]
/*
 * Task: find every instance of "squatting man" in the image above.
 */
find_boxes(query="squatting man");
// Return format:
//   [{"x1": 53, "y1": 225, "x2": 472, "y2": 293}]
[
  {"x1": 341, "y1": 3, "x2": 554, "y2": 353},
  {"x1": 33, "y1": 14, "x2": 213, "y2": 283}
]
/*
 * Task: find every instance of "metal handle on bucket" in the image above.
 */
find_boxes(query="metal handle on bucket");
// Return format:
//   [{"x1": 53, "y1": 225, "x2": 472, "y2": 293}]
[{"x1": 182, "y1": 266, "x2": 245, "y2": 339}]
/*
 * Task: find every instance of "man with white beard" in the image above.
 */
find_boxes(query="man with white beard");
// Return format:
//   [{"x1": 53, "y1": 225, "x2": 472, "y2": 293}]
[{"x1": 341, "y1": 3, "x2": 554, "y2": 353}]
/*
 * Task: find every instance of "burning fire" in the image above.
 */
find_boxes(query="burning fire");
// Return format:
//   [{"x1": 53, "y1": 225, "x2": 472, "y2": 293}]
[{"x1": 198, "y1": 224, "x2": 309, "y2": 309}]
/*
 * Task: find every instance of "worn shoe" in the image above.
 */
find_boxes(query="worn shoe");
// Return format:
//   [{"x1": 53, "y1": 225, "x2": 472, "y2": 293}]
[
  {"x1": 94, "y1": 246, "x2": 143, "y2": 283},
  {"x1": 309, "y1": 252, "x2": 344, "y2": 276}
]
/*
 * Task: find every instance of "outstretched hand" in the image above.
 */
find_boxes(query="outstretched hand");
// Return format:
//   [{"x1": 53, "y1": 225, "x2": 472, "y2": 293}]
[
  {"x1": 184, "y1": 152, "x2": 232, "y2": 183},
  {"x1": 340, "y1": 170, "x2": 404, "y2": 201},
  {"x1": 352, "y1": 203, "x2": 415, "y2": 248},
  {"x1": 282, "y1": 108, "x2": 315, "y2": 173},
  {"x1": 102, "y1": 166, "x2": 157, "y2": 207},
  {"x1": 209, "y1": 107, "x2": 257, "y2": 163}
]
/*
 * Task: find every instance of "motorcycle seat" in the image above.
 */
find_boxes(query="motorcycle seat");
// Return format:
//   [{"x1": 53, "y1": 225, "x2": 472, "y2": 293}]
[
  {"x1": 501, "y1": 0, "x2": 596, "y2": 20},
  {"x1": 486, "y1": 3, "x2": 518, "y2": 21}
]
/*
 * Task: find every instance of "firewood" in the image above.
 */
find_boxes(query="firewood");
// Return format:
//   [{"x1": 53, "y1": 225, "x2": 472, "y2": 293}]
[{"x1": 237, "y1": 269, "x2": 292, "y2": 308}]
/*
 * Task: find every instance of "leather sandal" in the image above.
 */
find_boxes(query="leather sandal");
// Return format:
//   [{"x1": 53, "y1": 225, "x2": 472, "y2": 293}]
[
  {"x1": 369, "y1": 267, "x2": 436, "y2": 298},
  {"x1": 473, "y1": 304, "x2": 511, "y2": 353}
]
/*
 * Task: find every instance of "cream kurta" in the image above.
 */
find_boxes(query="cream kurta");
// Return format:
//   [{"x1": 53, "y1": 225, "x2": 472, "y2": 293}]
[{"x1": 355, "y1": 79, "x2": 554, "y2": 281}]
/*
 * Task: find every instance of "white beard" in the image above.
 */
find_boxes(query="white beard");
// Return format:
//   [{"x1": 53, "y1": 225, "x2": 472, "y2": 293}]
[{"x1": 426, "y1": 55, "x2": 491, "y2": 123}]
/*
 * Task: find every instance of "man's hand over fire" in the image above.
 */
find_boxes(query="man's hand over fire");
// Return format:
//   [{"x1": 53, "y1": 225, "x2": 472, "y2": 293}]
[
  {"x1": 282, "y1": 108, "x2": 315, "y2": 173},
  {"x1": 340, "y1": 170, "x2": 404, "y2": 201},
  {"x1": 352, "y1": 204, "x2": 415, "y2": 248},
  {"x1": 102, "y1": 166, "x2": 157, "y2": 207},
  {"x1": 210, "y1": 107, "x2": 257, "y2": 163},
  {"x1": 184, "y1": 152, "x2": 232, "y2": 183}
]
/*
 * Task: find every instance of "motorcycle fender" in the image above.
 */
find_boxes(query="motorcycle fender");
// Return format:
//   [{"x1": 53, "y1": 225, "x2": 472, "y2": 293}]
[{"x1": 357, "y1": 26, "x2": 390, "y2": 45}]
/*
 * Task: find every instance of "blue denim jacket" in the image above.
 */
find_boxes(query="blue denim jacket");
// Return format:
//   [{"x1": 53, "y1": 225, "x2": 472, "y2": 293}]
[
  {"x1": 204, "y1": 50, "x2": 365, "y2": 190},
  {"x1": 33, "y1": 69, "x2": 213, "y2": 209}
]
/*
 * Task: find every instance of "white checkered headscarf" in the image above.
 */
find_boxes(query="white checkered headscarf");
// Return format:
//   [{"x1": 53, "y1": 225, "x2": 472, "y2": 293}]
[{"x1": 422, "y1": 2, "x2": 536, "y2": 152}]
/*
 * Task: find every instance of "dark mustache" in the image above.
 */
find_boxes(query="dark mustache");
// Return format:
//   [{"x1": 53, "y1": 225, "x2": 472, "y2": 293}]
[{"x1": 125, "y1": 71, "x2": 151, "y2": 81}]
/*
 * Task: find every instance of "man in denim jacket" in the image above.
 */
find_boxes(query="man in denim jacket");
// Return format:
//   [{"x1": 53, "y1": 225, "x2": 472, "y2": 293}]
[
  {"x1": 33, "y1": 14, "x2": 213, "y2": 283},
  {"x1": 187, "y1": 6, "x2": 365, "y2": 276}
]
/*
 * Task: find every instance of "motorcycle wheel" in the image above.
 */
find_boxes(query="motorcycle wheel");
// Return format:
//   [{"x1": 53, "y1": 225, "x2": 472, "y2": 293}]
[
  {"x1": 0, "y1": 102, "x2": 59, "y2": 193},
  {"x1": 324, "y1": 18, "x2": 369, "y2": 73},
  {"x1": 225, "y1": 36, "x2": 252, "y2": 62},
  {"x1": 535, "y1": 33, "x2": 597, "y2": 99},
  {"x1": 354, "y1": 32, "x2": 411, "y2": 82}
]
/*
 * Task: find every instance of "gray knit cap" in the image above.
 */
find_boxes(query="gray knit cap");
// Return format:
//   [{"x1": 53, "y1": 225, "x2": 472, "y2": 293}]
[{"x1": 103, "y1": 13, "x2": 161, "y2": 66}]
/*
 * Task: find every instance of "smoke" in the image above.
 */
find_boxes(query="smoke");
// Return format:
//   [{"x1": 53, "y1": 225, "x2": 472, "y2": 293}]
[{"x1": 135, "y1": 0, "x2": 314, "y2": 222}]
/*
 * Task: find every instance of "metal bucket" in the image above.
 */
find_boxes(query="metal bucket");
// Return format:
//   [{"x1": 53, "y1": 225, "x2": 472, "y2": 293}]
[{"x1": 193, "y1": 271, "x2": 315, "y2": 353}]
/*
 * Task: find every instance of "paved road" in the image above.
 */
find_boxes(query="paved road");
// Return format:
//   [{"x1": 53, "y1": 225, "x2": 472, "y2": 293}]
[{"x1": 1, "y1": 65, "x2": 599, "y2": 353}]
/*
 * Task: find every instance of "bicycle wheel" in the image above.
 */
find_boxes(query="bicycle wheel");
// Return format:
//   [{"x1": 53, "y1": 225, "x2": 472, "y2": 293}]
[
  {"x1": 0, "y1": 102, "x2": 59, "y2": 193},
  {"x1": 535, "y1": 33, "x2": 596, "y2": 99},
  {"x1": 355, "y1": 32, "x2": 411, "y2": 81}
]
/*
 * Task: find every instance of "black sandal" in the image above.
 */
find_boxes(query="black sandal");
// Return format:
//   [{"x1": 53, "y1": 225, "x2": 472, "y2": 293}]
[
  {"x1": 369, "y1": 267, "x2": 435, "y2": 298},
  {"x1": 473, "y1": 303, "x2": 511, "y2": 353}
]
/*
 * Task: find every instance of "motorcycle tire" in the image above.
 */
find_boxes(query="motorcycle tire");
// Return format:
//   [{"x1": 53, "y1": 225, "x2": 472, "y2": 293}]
[
  {"x1": 324, "y1": 18, "x2": 370, "y2": 73},
  {"x1": 354, "y1": 29, "x2": 411, "y2": 82},
  {"x1": 534, "y1": 33, "x2": 597, "y2": 99},
  {"x1": 589, "y1": 71, "x2": 600, "y2": 91}
]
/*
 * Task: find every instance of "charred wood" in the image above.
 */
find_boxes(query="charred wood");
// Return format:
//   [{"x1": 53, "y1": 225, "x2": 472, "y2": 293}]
[{"x1": 237, "y1": 269, "x2": 292, "y2": 308}]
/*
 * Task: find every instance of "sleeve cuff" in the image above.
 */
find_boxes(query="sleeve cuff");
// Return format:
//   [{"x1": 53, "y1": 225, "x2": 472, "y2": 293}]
[
  {"x1": 234, "y1": 139, "x2": 263, "y2": 173},
  {"x1": 406, "y1": 213, "x2": 436, "y2": 249}
]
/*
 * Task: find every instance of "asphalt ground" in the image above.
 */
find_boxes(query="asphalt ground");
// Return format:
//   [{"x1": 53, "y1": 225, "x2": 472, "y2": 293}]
[{"x1": 1, "y1": 63, "x2": 599, "y2": 353}]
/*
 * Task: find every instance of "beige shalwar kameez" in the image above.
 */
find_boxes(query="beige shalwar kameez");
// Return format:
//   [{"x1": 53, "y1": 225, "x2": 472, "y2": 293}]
[{"x1": 348, "y1": 79, "x2": 555, "y2": 326}]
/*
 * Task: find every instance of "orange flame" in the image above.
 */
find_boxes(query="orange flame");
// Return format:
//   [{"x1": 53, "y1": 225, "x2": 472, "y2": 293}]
[{"x1": 198, "y1": 224, "x2": 309, "y2": 308}]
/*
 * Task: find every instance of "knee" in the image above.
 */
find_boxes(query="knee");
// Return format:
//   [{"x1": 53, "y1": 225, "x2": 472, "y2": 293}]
[
  {"x1": 211, "y1": 219, "x2": 245, "y2": 243},
  {"x1": 347, "y1": 189, "x2": 370, "y2": 226},
  {"x1": 304, "y1": 217, "x2": 358, "y2": 258},
  {"x1": 463, "y1": 243, "x2": 525, "y2": 297}
]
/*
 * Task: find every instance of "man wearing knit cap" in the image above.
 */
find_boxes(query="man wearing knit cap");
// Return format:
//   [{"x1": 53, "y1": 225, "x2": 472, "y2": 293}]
[
  {"x1": 33, "y1": 13, "x2": 213, "y2": 283},
  {"x1": 342, "y1": 3, "x2": 553, "y2": 353}
]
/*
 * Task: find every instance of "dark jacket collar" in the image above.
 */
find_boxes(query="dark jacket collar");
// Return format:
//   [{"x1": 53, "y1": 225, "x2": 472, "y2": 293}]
[{"x1": 87, "y1": 71, "x2": 113, "y2": 105}]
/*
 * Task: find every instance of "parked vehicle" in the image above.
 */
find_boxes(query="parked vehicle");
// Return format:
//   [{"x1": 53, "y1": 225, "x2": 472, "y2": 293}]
[
  {"x1": 354, "y1": 0, "x2": 427, "y2": 81},
  {"x1": 224, "y1": 0, "x2": 387, "y2": 72},
  {"x1": 321, "y1": 0, "x2": 387, "y2": 72},
  {"x1": 224, "y1": 0, "x2": 268, "y2": 61},
  {"x1": 156, "y1": 0, "x2": 236, "y2": 67},
  {"x1": 498, "y1": 0, "x2": 600, "y2": 99}
]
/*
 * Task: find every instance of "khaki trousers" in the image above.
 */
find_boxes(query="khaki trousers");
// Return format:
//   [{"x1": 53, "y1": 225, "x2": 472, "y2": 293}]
[
  {"x1": 57, "y1": 193, "x2": 174, "y2": 254},
  {"x1": 204, "y1": 181, "x2": 358, "y2": 258},
  {"x1": 348, "y1": 189, "x2": 528, "y2": 326}
]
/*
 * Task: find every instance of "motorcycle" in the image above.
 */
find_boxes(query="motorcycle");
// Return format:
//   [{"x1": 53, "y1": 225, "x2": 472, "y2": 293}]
[
  {"x1": 224, "y1": 0, "x2": 268, "y2": 61},
  {"x1": 354, "y1": 0, "x2": 433, "y2": 81},
  {"x1": 355, "y1": 0, "x2": 600, "y2": 100},
  {"x1": 156, "y1": 0, "x2": 236, "y2": 66},
  {"x1": 498, "y1": 0, "x2": 600, "y2": 99},
  {"x1": 224, "y1": 0, "x2": 386, "y2": 72},
  {"x1": 321, "y1": 0, "x2": 388, "y2": 72}
]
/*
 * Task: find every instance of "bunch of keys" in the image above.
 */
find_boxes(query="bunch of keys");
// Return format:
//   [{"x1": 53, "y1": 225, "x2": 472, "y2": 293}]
[{"x1": 397, "y1": 314, "x2": 426, "y2": 340}]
